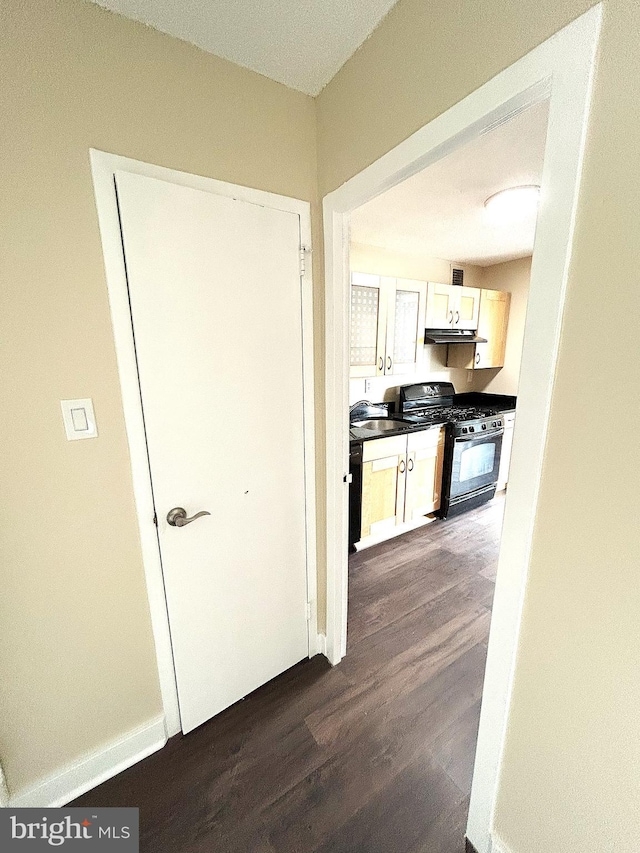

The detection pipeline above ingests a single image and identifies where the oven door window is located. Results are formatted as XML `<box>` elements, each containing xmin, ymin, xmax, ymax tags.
<box><xmin>450</xmin><ymin>434</ymin><xmax>502</xmax><ymax>498</ymax></box>
<box><xmin>459</xmin><ymin>443</ymin><xmax>496</xmax><ymax>482</ymax></box>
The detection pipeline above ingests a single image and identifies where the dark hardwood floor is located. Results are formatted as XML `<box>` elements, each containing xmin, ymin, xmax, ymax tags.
<box><xmin>73</xmin><ymin>495</ymin><xmax>504</xmax><ymax>852</ymax></box>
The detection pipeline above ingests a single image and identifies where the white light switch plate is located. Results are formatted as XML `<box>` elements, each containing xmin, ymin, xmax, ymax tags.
<box><xmin>61</xmin><ymin>398</ymin><xmax>98</xmax><ymax>440</ymax></box>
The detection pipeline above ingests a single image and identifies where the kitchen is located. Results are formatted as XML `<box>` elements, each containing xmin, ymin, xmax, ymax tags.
<box><xmin>343</xmin><ymin>101</ymin><xmax>546</xmax><ymax>799</ymax></box>
<box><xmin>348</xmin><ymin>271</ymin><xmax>520</xmax><ymax>550</ymax></box>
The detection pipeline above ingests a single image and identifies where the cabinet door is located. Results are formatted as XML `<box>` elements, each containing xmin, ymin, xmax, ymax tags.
<box><xmin>350</xmin><ymin>273</ymin><xmax>388</xmax><ymax>377</ymax></box>
<box><xmin>452</xmin><ymin>286</ymin><xmax>481</xmax><ymax>331</ymax></box>
<box><xmin>361</xmin><ymin>435</ymin><xmax>407</xmax><ymax>538</ymax></box>
<box><xmin>475</xmin><ymin>289</ymin><xmax>511</xmax><ymax>368</ymax></box>
<box><xmin>386</xmin><ymin>278</ymin><xmax>427</xmax><ymax>374</ymax></box>
<box><xmin>404</xmin><ymin>428</ymin><xmax>445</xmax><ymax>519</ymax></box>
<box><xmin>425</xmin><ymin>282</ymin><xmax>456</xmax><ymax>328</ymax></box>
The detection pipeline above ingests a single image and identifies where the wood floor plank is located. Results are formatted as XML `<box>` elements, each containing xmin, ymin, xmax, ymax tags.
<box><xmin>409</xmin><ymin>793</ymin><xmax>471</xmax><ymax>853</ymax></box>
<box><xmin>305</xmin><ymin>609</ymin><xmax>491</xmax><ymax>747</ymax></box>
<box><xmin>430</xmin><ymin>699</ymin><xmax>484</xmax><ymax>795</ymax></box>
<box><xmin>72</xmin><ymin>495</ymin><xmax>505</xmax><ymax>853</ymax></box>
<box><xmin>311</xmin><ymin>757</ymin><xmax>465</xmax><ymax>853</ymax></box>
<box><xmin>347</xmin><ymin>551</ymin><xmax>485</xmax><ymax>644</ymax></box>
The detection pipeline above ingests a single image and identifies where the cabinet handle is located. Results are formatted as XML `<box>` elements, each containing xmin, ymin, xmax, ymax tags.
<box><xmin>407</xmin><ymin>457</ymin><xmax>414</xmax><ymax>472</ymax></box>
<box><xmin>378</xmin><ymin>356</ymin><xmax>384</xmax><ymax>371</ymax></box>
<box><xmin>399</xmin><ymin>459</ymin><xmax>406</xmax><ymax>474</ymax></box>
<box><xmin>387</xmin><ymin>356</ymin><xmax>392</xmax><ymax>371</ymax></box>
<box><xmin>475</xmin><ymin>352</ymin><xmax>481</xmax><ymax>365</ymax></box>
<box><xmin>455</xmin><ymin>310</ymin><xmax>460</xmax><ymax>325</ymax></box>
<box><xmin>448</xmin><ymin>310</ymin><xmax>454</xmax><ymax>326</ymax></box>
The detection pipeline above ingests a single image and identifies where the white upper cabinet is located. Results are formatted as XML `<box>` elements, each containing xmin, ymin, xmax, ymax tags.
<box><xmin>425</xmin><ymin>282</ymin><xmax>480</xmax><ymax>331</ymax></box>
<box><xmin>386</xmin><ymin>278</ymin><xmax>427</xmax><ymax>374</ymax></box>
<box><xmin>350</xmin><ymin>273</ymin><xmax>426</xmax><ymax>377</ymax></box>
<box><xmin>350</xmin><ymin>272</ymin><xmax>389</xmax><ymax>377</ymax></box>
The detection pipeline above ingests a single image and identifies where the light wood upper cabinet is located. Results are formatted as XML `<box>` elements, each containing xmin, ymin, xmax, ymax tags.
<box><xmin>476</xmin><ymin>289</ymin><xmax>511</xmax><ymax>368</ymax></box>
<box><xmin>425</xmin><ymin>281</ymin><xmax>457</xmax><ymax>327</ymax></box>
<box><xmin>425</xmin><ymin>282</ymin><xmax>480</xmax><ymax>331</ymax></box>
<box><xmin>456</xmin><ymin>287</ymin><xmax>481</xmax><ymax>331</ymax></box>
<box><xmin>350</xmin><ymin>273</ymin><xmax>426</xmax><ymax>377</ymax></box>
<box><xmin>360</xmin><ymin>428</ymin><xmax>445</xmax><ymax>540</ymax></box>
<box><xmin>447</xmin><ymin>288</ymin><xmax>511</xmax><ymax>370</ymax></box>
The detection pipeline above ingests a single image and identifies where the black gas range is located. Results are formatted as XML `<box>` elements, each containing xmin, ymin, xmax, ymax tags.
<box><xmin>399</xmin><ymin>382</ymin><xmax>504</xmax><ymax>517</ymax></box>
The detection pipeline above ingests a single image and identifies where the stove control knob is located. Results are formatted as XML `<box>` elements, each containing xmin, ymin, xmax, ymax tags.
<box><xmin>469</xmin><ymin>426</ymin><xmax>474</xmax><ymax>432</ymax></box>
<box><xmin>462</xmin><ymin>427</ymin><xmax>467</xmax><ymax>434</ymax></box>
<box><xmin>492</xmin><ymin>421</ymin><xmax>497</xmax><ymax>427</ymax></box>
<box><xmin>482</xmin><ymin>423</ymin><xmax>487</xmax><ymax>430</ymax></box>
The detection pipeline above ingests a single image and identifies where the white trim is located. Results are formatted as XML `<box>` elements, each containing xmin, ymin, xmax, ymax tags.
<box><xmin>356</xmin><ymin>513</ymin><xmax>436</xmax><ymax>551</ymax></box>
<box><xmin>322</xmin><ymin>7</ymin><xmax>601</xmax><ymax>852</ymax></box>
<box><xmin>316</xmin><ymin>632</ymin><xmax>327</xmax><ymax>658</ymax></box>
<box><xmin>8</xmin><ymin>716</ymin><xmax>166</xmax><ymax>808</ymax></box>
<box><xmin>90</xmin><ymin>151</ymin><xmax>318</xmax><ymax>737</ymax></box>
<box><xmin>0</xmin><ymin>762</ymin><xmax>10</xmax><ymax>807</ymax></box>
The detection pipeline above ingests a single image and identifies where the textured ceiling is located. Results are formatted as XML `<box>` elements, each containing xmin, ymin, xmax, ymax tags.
<box><xmin>350</xmin><ymin>100</ymin><xmax>551</xmax><ymax>267</ymax></box>
<box><xmin>89</xmin><ymin>0</ymin><xmax>400</xmax><ymax>95</ymax></box>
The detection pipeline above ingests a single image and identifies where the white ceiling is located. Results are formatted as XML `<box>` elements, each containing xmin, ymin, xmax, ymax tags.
<box><xmin>90</xmin><ymin>0</ymin><xmax>400</xmax><ymax>95</ymax></box>
<box><xmin>350</xmin><ymin>100</ymin><xmax>550</xmax><ymax>267</ymax></box>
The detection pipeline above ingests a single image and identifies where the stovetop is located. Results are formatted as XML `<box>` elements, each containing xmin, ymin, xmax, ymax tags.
<box><xmin>403</xmin><ymin>405</ymin><xmax>497</xmax><ymax>425</ymax></box>
<box><xmin>399</xmin><ymin>382</ymin><xmax>504</xmax><ymax>434</ymax></box>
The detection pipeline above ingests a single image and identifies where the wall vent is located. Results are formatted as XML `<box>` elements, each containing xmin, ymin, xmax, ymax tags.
<box><xmin>451</xmin><ymin>266</ymin><xmax>464</xmax><ymax>287</ymax></box>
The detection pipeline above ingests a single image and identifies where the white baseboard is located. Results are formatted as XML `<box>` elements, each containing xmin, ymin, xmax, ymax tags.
<box><xmin>9</xmin><ymin>715</ymin><xmax>167</xmax><ymax>808</ymax></box>
<box><xmin>316</xmin><ymin>633</ymin><xmax>327</xmax><ymax>658</ymax></box>
<box><xmin>0</xmin><ymin>762</ymin><xmax>9</xmax><ymax>807</ymax></box>
<box><xmin>356</xmin><ymin>513</ymin><xmax>437</xmax><ymax>551</ymax></box>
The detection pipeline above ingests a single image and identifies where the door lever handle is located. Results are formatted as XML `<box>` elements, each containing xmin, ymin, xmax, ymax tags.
<box><xmin>167</xmin><ymin>507</ymin><xmax>211</xmax><ymax>527</ymax></box>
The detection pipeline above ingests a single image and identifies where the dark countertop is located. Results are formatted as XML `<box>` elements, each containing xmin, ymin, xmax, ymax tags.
<box><xmin>349</xmin><ymin>419</ymin><xmax>445</xmax><ymax>444</ymax></box>
<box><xmin>349</xmin><ymin>391</ymin><xmax>516</xmax><ymax>444</ymax></box>
<box><xmin>453</xmin><ymin>391</ymin><xmax>517</xmax><ymax>414</ymax></box>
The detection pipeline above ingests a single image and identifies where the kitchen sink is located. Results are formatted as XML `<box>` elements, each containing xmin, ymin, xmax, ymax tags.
<box><xmin>351</xmin><ymin>418</ymin><xmax>412</xmax><ymax>432</ymax></box>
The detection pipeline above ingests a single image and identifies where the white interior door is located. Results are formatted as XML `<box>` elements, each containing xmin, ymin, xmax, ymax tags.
<box><xmin>114</xmin><ymin>171</ymin><xmax>310</xmax><ymax>734</ymax></box>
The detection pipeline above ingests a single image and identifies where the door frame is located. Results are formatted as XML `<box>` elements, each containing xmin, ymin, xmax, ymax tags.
<box><xmin>322</xmin><ymin>7</ymin><xmax>601</xmax><ymax>853</ymax></box>
<box><xmin>90</xmin><ymin>150</ymin><xmax>317</xmax><ymax>737</ymax></box>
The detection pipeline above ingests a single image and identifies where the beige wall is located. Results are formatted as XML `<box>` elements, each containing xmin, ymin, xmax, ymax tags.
<box><xmin>349</xmin><ymin>242</ymin><xmax>483</xmax><ymax>405</ymax></box>
<box><xmin>4</xmin><ymin>0</ymin><xmax>640</xmax><ymax>843</ymax></box>
<box><xmin>0</xmin><ymin>0</ymin><xmax>317</xmax><ymax>797</ymax></box>
<box><xmin>319</xmin><ymin>0</ymin><xmax>640</xmax><ymax>851</ymax></box>
<box><xmin>475</xmin><ymin>256</ymin><xmax>532</xmax><ymax>397</ymax></box>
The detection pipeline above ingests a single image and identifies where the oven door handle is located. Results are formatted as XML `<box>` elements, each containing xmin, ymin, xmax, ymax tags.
<box><xmin>455</xmin><ymin>428</ymin><xmax>504</xmax><ymax>442</ymax></box>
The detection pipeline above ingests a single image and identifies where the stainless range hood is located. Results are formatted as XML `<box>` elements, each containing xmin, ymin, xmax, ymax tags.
<box><xmin>424</xmin><ymin>328</ymin><xmax>488</xmax><ymax>344</ymax></box>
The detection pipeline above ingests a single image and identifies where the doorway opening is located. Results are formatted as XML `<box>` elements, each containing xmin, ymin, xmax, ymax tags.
<box><xmin>344</xmin><ymin>95</ymin><xmax>547</xmax><ymax>847</ymax></box>
<box><xmin>322</xmin><ymin>8</ymin><xmax>601</xmax><ymax>852</ymax></box>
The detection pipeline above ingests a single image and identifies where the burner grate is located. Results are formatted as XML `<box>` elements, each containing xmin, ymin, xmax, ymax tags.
<box><xmin>410</xmin><ymin>405</ymin><xmax>498</xmax><ymax>423</ymax></box>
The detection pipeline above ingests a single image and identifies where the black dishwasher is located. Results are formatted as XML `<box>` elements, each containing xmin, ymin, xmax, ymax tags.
<box><xmin>349</xmin><ymin>442</ymin><xmax>363</xmax><ymax>552</ymax></box>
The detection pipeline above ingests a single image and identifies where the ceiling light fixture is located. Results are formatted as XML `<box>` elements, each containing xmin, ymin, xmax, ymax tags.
<box><xmin>484</xmin><ymin>185</ymin><xmax>541</xmax><ymax>221</ymax></box>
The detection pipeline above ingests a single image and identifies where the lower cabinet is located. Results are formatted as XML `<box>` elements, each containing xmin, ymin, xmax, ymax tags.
<box><xmin>404</xmin><ymin>428</ymin><xmax>446</xmax><ymax>520</ymax></box>
<box><xmin>360</xmin><ymin>427</ymin><xmax>445</xmax><ymax>542</ymax></box>
<box><xmin>496</xmin><ymin>411</ymin><xmax>515</xmax><ymax>490</ymax></box>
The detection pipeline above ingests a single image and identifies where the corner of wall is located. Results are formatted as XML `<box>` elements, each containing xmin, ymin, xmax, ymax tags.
<box><xmin>8</xmin><ymin>715</ymin><xmax>167</xmax><ymax>808</ymax></box>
